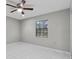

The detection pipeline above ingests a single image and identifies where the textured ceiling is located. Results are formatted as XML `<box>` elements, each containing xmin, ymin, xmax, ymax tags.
<box><xmin>6</xmin><ymin>0</ymin><xmax>71</xmax><ymax>20</ymax></box>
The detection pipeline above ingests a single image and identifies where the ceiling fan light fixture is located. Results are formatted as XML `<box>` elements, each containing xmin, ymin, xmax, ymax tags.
<box><xmin>6</xmin><ymin>0</ymin><xmax>34</xmax><ymax>15</ymax></box>
<box><xmin>22</xmin><ymin>14</ymin><xmax>24</xmax><ymax>16</ymax></box>
<box><xmin>17</xmin><ymin>8</ymin><xmax>23</xmax><ymax>12</ymax></box>
<box><xmin>20</xmin><ymin>3</ymin><xmax>23</xmax><ymax>7</ymax></box>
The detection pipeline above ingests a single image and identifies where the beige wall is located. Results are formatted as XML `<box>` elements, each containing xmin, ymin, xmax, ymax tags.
<box><xmin>21</xmin><ymin>9</ymin><xmax>70</xmax><ymax>52</ymax></box>
<box><xmin>6</xmin><ymin>9</ymin><xmax>71</xmax><ymax>52</ymax></box>
<box><xmin>6</xmin><ymin>17</ymin><xmax>20</xmax><ymax>43</ymax></box>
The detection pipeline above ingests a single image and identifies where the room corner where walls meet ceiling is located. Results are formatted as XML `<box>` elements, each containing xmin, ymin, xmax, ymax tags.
<box><xmin>6</xmin><ymin>0</ymin><xmax>71</xmax><ymax>20</ymax></box>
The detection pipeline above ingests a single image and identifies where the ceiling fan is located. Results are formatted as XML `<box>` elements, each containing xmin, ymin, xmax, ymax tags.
<box><xmin>6</xmin><ymin>0</ymin><xmax>34</xmax><ymax>16</ymax></box>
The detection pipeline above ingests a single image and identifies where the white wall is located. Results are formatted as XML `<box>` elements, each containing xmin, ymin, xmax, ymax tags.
<box><xmin>21</xmin><ymin>9</ymin><xmax>70</xmax><ymax>52</ymax></box>
<box><xmin>70</xmin><ymin>7</ymin><xmax>72</xmax><ymax>53</ymax></box>
<box><xmin>6</xmin><ymin>17</ymin><xmax>20</xmax><ymax>43</ymax></box>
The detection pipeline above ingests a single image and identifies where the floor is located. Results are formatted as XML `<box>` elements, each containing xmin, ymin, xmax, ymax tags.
<box><xmin>6</xmin><ymin>42</ymin><xmax>71</xmax><ymax>59</ymax></box>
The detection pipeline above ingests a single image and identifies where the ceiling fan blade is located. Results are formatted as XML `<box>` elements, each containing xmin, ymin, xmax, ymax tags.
<box><xmin>21</xmin><ymin>11</ymin><xmax>24</xmax><ymax>14</ymax></box>
<box><xmin>23</xmin><ymin>8</ymin><xmax>33</xmax><ymax>10</ymax></box>
<box><xmin>10</xmin><ymin>9</ymin><xmax>17</xmax><ymax>13</ymax></box>
<box><xmin>6</xmin><ymin>4</ymin><xmax>17</xmax><ymax>8</ymax></box>
<box><xmin>22</xmin><ymin>0</ymin><xmax>26</xmax><ymax>5</ymax></box>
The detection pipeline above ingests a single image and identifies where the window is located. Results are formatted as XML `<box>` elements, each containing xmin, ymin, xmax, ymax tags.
<box><xmin>36</xmin><ymin>20</ymin><xmax>48</xmax><ymax>38</ymax></box>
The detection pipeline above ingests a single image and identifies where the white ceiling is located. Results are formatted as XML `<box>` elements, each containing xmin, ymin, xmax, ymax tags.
<box><xmin>6</xmin><ymin>0</ymin><xmax>71</xmax><ymax>20</ymax></box>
